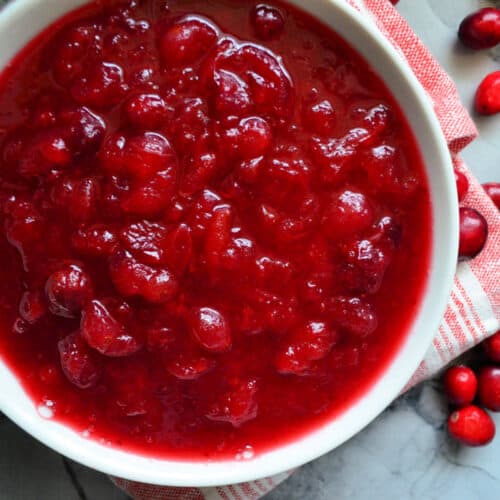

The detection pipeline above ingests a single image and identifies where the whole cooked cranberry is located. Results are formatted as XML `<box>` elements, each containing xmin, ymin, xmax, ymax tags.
<box><xmin>109</xmin><ymin>249</ymin><xmax>178</xmax><ymax>303</ymax></box>
<box><xmin>459</xmin><ymin>207</ymin><xmax>488</xmax><ymax>258</ymax></box>
<box><xmin>448</xmin><ymin>405</ymin><xmax>495</xmax><ymax>446</ymax></box>
<box><xmin>57</xmin><ymin>332</ymin><xmax>101</xmax><ymax>389</ymax></box>
<box><xmin>302</xmin><ymin>99</ymin><xmax>335</xmax><ymax>135</ymax></box>
<box><xmin>45</xmin><ymin>264</ymin><xmax>93</xmax><ymax>318</ymax></box>
<box><xmin>330</xmin><ymin>296</ymin><xmax>378</xmax><ymax>337</ymax></box>
<box><xmin>121</xmin><ymin>169</ymin><xmax>177</xmax><ymax>216</ymax></box>
<box><xmin>458</xmin><ymin>8</ymin><xmax>500</xmax><ymax>50</ymax></box>
<box><xmin>212</xmin><ymin>69</ymin><xmax>252</xmax><ymax>117</ymax></box>
<box><xmin>160</xmin><ymin>17</ymin><xmax>218</xmax><ymax>67</ymax></box>
<box><xmin>475</xmin><ymin>71</ymin><xmax>500</xmax><ymax>115</ymax></box>
<box><xmin>339</xmin><ymin>239</ymin><xmax>391</xmax><ymax>295</ymax></box>
<box><xmin>100</xmin><ymin>131</ymin><xmax>176</xmax><ymax>180</ymax></box>
<box><xmin>71</xmin><ymin>62</ymin><xmax>126</xmax><ymax>109</ymax></box>
<box><xmin>58</xmin><ymin>331</ymin><xmax>101</xmax><ymax>389</ymax></box>
<box><xmin>71</xmin><ymin>225</ymin><xmax>118</xmax><ymax>257</ymax></box>
<box><xmin>19</xmin><ymin>290</ymin><xmax>46</xmax><ymax>324</ymax></box>
<box><xmin>81</xmin><ymin>299</ymin><xmax>142</xmax><ymax>357</ymax></box>
<box><xmin>275</xmin><ymin>321</ymin><xmax>337</xmax><ymax>375</ymax></box>
<box><xmin>250</xmin><ymin>4</ymin><xmax>285</xmax><ymax>40</ymax></box>
<box><xmin>482</xmin><ymin>182</ymin><xmax>500</xmax><ymax>209</ymax></box>
<box><xmin>59</xmin><ymin>106</ymin><xmax>106</xmax><ymax>152</ymax></box>
<box><xmin>442</xmin><ymin>365</ymin><xmax>477</xmax><ymax>407</ymax></box>
<box><xmin>124</xmin><ymin>93</ymin><xmax>168</xmax><ymax>129</ymax></box>
<box><xmin>478</xmin><ymin>367</ymin><xmax>500</xmax><ymax>412</ymax></box>
<box><xmin>206</xmin><ymin>379</ymin><xmax>258</xmax><ymax>427</ymax></box>
<box><xmin>236</xmin><ymin>117</ymin><xmax>273</xmax><ymax>159</ymax></box>
<box><xmin>323</xmin><ymin>190</ymin><xmax>374</xmax><ymax>239</ymax></box>
<box><xmin>483</xmin><ymin>331</ymin><xmax>500</xmax><ymax>362</ymax></box>
<box><xmin>189</xmin><ymin>306</ymin><xmax>232</xmax><ymax>353</ymax></box>
<box><xmin>454</xmin><ymin>168</ymin><xmax>469</xmax><ymax>202</ymax></box>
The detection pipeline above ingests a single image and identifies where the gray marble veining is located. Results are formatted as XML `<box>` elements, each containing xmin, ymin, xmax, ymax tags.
<box><xmin>0</xmin><ymin>0</ymin><xmax>499</xmax><ymax>499</ymax></box>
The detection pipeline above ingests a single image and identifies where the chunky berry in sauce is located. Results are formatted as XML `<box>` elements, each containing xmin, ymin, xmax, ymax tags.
<box><xmin>0</xmin><ymin>0</ymin><xmax>431</xmax><ymax>460</ymax></box>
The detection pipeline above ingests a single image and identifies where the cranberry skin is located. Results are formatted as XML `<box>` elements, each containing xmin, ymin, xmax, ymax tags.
<box><xmin>189</xmin><ymin>306</ymin><xmax>232</xmax><ymax>353</ymax></box>
<box><xmin>458</xmin><ymin>8</ymin><xmax>500</xmax><ymax>50</ymax></box>
<box><xmin>19</xmin><ymin>290</ymin><xmax>46</xmax><ymax>324</ymax></box>
<box><xmin>166</xmin><ymin>352</ymin><xmax>215</xmax><ymax>380</ymax></box>
<box><xmin>483</xmin><ymin>331</ymin><xmax>500</xmax><ymax>362</ymax></box>
<box><xmin>482</xmin><ymin>182</ymin><xmax>500</xmax><ymax>209</ymax></box>
<box><xmin>448</xmin><ymin>405</ymin><xmax>495</xmax><ymax>446</ymax></box>
<box><xmin>443</xmin><ymin>365</ymin><xmax>477</xmax><ymax>407</ymax></box>
<box><xmin>323</xmin><ymin>190</ymin><xmax>374</xmax><ymax>239</ymax></box>
<box><xmin>478</xmin><ymin>367</ymin><xmax>500</xmax><ymax>412</ymax></box>
<box><xmin>124</xmin><ymin>93</ymin><xmax>168</xmax><ymax>129</ymax></box>
<box><xmin>160</xmin><ymin>17</ymin><xmax>218</xmax><ymax>67</ymax></box>
<box><xmin>81</xmin><ymin>299</ymin><xmax>142</xmax><ymax>357</ymax></box>
<box><xmin>45</xmin><ymin>265</ymin><xmax>93</xmax><ymax>318</ymax></box>
<box><xmin>58</xmin><ymin>331</ymin><xmax>101</xmax><ymax>389</ymax></box>
<box><xmin>250</xmin><ymin>4</ymin><xmax>285</xmax><ymax>40</ymax></box>
<box><xmin>475</xmin><ymin>71</ymin><xmax>500</xmax><ymax>115</ymax></box>
<box><xmin>454</xmin><ymin>169</ymin><xmax>469</xmax><ymax>202</ymax></box>
<box><xmin>459</xmin><ymin>207</ymin><xmax>488</xmax><ymax>258</ymax></box>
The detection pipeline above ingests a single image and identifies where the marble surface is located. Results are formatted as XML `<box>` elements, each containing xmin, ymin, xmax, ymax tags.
<box><xmin>0</xmin><ymin>0</ymin><xmax>499</xmax><ymax>499</ymax></box>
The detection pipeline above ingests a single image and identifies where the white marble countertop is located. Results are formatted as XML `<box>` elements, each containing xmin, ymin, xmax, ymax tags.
<box><xmin>0</xmin><ymin>0</ymin><xmax>499</xmax><ymax>499</ymax></box>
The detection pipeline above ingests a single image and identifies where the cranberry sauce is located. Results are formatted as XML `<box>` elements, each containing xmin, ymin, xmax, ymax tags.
<box><xmin>0</xmin><ymin>0</ymin><xmax>431</xmax><ymax>460</ymax></box>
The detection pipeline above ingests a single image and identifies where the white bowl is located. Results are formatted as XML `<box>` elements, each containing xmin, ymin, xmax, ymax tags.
<box><xmin>0</xmin><ymin>0</ymin><xmax>457</xmax><ymax>487</ymax></box>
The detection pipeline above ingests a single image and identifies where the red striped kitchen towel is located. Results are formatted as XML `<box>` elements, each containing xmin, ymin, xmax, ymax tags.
<box><xmin>113</xmin><ymin>0</ymin><xmax>500</xmax><ymax>498</ymax></box>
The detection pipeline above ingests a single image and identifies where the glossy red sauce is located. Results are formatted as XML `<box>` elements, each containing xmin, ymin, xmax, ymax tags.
<box><xmin>0</xmin><ymin>0</ymin><xmax>431</xmax><ymax>460</ymax></box>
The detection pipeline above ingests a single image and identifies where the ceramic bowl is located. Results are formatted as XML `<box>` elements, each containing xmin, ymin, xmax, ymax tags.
<box><xmin>0</xmin><ymin>0</ymin><xmax>457</xmax><ymax>487</ymax></box>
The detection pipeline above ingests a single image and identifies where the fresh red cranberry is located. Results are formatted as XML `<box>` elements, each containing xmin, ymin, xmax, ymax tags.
<box><xmin>159</xmin><ymin>17</ymin><xmax>218</xmax><ymax>67</ymax></box>
<box><xmin>58</xmin><ymin>331</ymin><xmax>101</xmax><ymax>389</ymax></box>
<box><xmin>19</xmin><ymin>290</ymin><xmax>46</xmax><ymax>324</ymax></box>
<box><xmin>166</xmin><ymin>351</ymin><xmax>215</xmax><ymax>380</ymax></box>
<box><xmin>459</xmin><ymin>8</ymin><xmax>500</xmax><ymax>50</ymax></box>
<box><xmin>302</xmin><ymin>99</ymin><xmax>335</xmax><ymax>135</ymax></box>
<box><xmin>478</xmin><ymin>367</ymin><xmax>500</xmax><ymax>412</ymax></box>
<box><xmin>45</xmin><ymin>264</ymin><xmax>93</xmax><ymax>318</ymax></box>
<box><xmin>81</xmin><ymin>299</ymin><xmax>143</xmax><ymax>357</ymax></box>
<box><xmin>109</xmin><ymin>249</ymin><xmax>178</xmax><ymax>304</ymax></box>
<box><xmin>71</xmin><ymin>62</ymin><xmax>126</xmax><ymax>109</ymax></box>
<box><xmin>482</xmin><ymin>182</ymin><xmax>500</xmax><ymax>209</ymax></box>
<box><xmin>189</xmin><ymin>306</ymin><xmax>232</xmax><ymax>353</ymax></box>
<box><xmin>448</xmin><ymin>405</ymin><xmax>495</xmax><ymax>446</ymax></box>
<box><xmin>71</xmin><ymin>225</ymin><xmax>118</xmax><ymax>257</ymax></box>
<box><xmin>124</xmin><ymin>93</ymin><xmax>168</xmax><ymax>129</ymax></box>
<box><xmin>330</xmin><ymin>296</ymin><xmax>378</xmax><ymax>338</ymax></box>
<box><xmin>483</xmin><ymin>331</ymin><xmax>500</xmax><ymax>362</ymax></box>
<box><xmin>475</xmin><ymin>71</ymin><xmax>500</xmax><ymax>115</ymax></box>
<box><xmin>459</xmin><ymin>207</ymin><xmax>488</xmax><ymax>258</ymax></box>
<box><xmin>206</xmin><ymin>379</ymin><xmax>258</xmax><ymax>427</ymax></box>
<box><xmin>454</xmin><ymin>168</ymin><xmax>469</xmax><ymax>202</ymax></box>
<box><xmin>275</xmin><ymin>321</ymin><xmax>337</xmax><ymax>375</ymax></box>
<box><xmin>443</xmin><ymin>365</ymin><xmax>477</xmax><ymax>407</ymax></box>
<box><xmin>250</xmin><ymin>4</ymin><xmax>285</xmax><ymax>40</ymax></box>
<box><xmin>323</xmin><ymin>190</ymin><xmax>374</xmax><ymax>239</ymax></box>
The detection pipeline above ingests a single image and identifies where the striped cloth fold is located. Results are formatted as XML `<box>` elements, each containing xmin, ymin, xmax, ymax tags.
<box><xmin>113</xmin><ymin>0</ymin><xmax>500</xmax><ymax>498</ymax></box>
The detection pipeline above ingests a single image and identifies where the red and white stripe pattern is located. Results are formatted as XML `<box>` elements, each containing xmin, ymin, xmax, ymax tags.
<box><xmin>113</xmin><ymin>0</ymin><xmax>500</xmax><ymax>498</ymax></box>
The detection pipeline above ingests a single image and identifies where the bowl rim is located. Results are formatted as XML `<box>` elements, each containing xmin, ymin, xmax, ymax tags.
<box><xmin>0</xmin><ymin>0</ymin><xmax>458</xmax><ymax>487</ymax></box>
